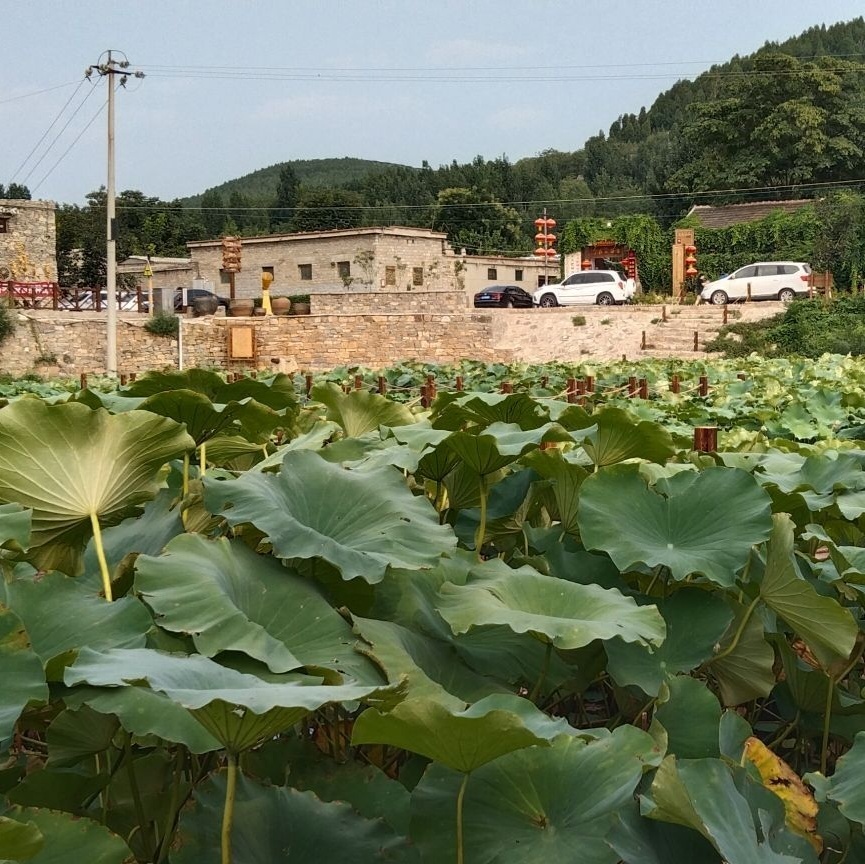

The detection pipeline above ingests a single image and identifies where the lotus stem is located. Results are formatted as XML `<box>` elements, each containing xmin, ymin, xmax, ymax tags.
<box><xmin>475</xmin><ymin>477</ymin><xmax>488</xmax><ymax>561</ymax></box>
<box><xmin>529</xmin><ymin>641</ymin><xmax>553</xmax><ymax>704</ymax></box>
<box><xmin>89</xmin><ymin>510</ymin><xmax>112</xmax><ymax>602</ymax></box>
<box><xmin>221</xmin><ymin>750</ymin><xmax>238</xmax><ymax>864</ymax></box>
<box><xmin>712</xmin><ymin>594</ymin><xmax>760</xmax><ymax>662</ymax></box>
<box><xmin>821</xmin><ymin>678</ymin><xmax>835</xmax><ymax>775</ymax></box>
<box><xmin>124</xmin><ymin>732</ymin><xmax>151</xmax><ymax>859</ymax></box>
<box><xmin>456</xmin><ymin>772</ymin><xmax>470</xmax><ymax>864</ymax></box>
<box><xmin>182</xmin><ymin>452</ymin><xmax>190</xmax><ymax>498</ymax></box>
<box><xmin>156</xmin><ymin>749</ymin><xmax>184</xmax><ymax>863</ymax></box>
<box><xmin>199</xmin><ymin>441</ymin><xmax>207</xmax><ymax>479</ymax></box>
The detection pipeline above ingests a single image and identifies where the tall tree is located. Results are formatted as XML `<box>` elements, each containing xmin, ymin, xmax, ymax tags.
<box><xmin>271</xmin><ymin>165</ymin><xmax>300</xmax><ymax>231</ymax></box>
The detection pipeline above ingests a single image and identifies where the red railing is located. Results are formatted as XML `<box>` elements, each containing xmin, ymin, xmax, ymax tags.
<box><xmin>1</xmin><ymin>282</ymin><xmax>146</xmax><ymax>312</ymax></box>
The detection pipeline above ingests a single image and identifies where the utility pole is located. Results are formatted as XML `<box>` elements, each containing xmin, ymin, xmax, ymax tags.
<box><xmin>86</xmin><ymin>51</ymin><xmax>144</xmax><ymax>374</ymax></box>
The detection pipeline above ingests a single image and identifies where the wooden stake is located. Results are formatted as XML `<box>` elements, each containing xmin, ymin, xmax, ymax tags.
<box><xmin>628</xmin><ymin>376</ymin><xmax>638</xmax><ymax>398</ymax></box>
<box><xmin>455</xmin><ymin>376</ymin><xmax>464</xmax><ymax>392</ymax></box>
<box><xmin>693</xmin><ymin>330</ymin><xmax>699</xmax><ymax>351</ymax></box>
<box><xmin>420</xmin><ymin>384</ymin><xmax>429</xmax><ymax>408</ymax></box>
<box><xmin>378</xmin><ymin>375</ymin><xmax>387</xmax><ymax>394</ymax></box>
<box><xmin>671</xmin><ymin>374</ymin><xmax>680</xmax><ymax>394</ymax></box>
<box><xmin>585</xmin><ymin>375</ymin><xmax>595</xmax><ymax>392</ymax></box>
<box><xmin>80</xmin><ymin>373</ymin><xmax>88</xmax><ymax>390</ymax></box>
<box><xmin>354</xmin><ymin>374</ymin><xmax>363</xmax><ymax>390</ymax></box>
<box><xmin>641</xmin><ymin>330</ymin><xmax>647</xmax><ymax>350</ymax></box>
<box><xmin>722</xmin><ymin>305</ymin><xmax>728</xmax><ymax>325</ymax></box>
<box><xmin>119</xmin><ymin>373</ymin><xmax>128</xmax><ymax>386</ymax></box>
<box><xmin>639</xmin><ymin>378</ymin><xmax>648</xmax><ymax>400</ymax></box>
<box><xmin>501</xmin><ymin>381</ymin><xmax>513</xmax><ymax>394</ymax></box>
<box><xmin>699</xmin><ymin>375</ymin><xmax>709</xmax><ymax>397</ymax></box>
<box><xmin>540</xmin><ymin>375</ymin><xmax>549</xmax><ymax>389</ymax></box>
<box><xmin>305</xmin><ymin>374</ymin><xmax>313</xmax><ymax>396</ymax></box>
<box><xmin>576</xmin><ymin>378</ymin><xmax>586</xmax><ymax>406</ymax></box>
<box><xmin>693</xmin><ymin>426</ymin><xmax>718</xmax><ymax>452</ymax></box>
<box><xmin>662</xmin><ymin>305</ymin><xmax>667</xmax><ymax>322</ymax></box>
<box><xmin>566</xmin><ymin>377</ymin><xmax>577</xmax><ymax>404</ymax></box>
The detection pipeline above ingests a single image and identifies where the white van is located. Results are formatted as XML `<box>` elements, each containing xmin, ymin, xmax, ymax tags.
<box><xmin>700</xmin><ymin>262</ymin><xmax>811</xmax><ymax>305</ymax></box>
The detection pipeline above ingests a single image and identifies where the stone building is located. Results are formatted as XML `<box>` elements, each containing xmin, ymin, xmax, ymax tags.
<box><xmin>0</xmin><ymin>199</ymin><xmax>57</xmax><ymax>282</ymax></box>
<box><xmin>457</xmin><ymin>253</ymin><xmax>559</xmax><ymax>296</ymax></box>
<box><xmin>187</xmin><ymin>226</ymin><xmax>462</xmax><ymax>299</ymax></box>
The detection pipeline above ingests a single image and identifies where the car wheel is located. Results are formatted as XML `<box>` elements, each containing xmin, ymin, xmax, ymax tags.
<box><xmin>710</xmin><ymin>290</ymin><xmax>729</xmax><ymax>306</ymax></box>
<box><xmin>596</xmin><ymin>292</ymin><xmax>614</xmax><ymax>306</ymax></box>
<box><xmin>539</xmin><ymin>294</ymin><xmax>558</xmax><ymax>308</ymax></box>
<box><xmin>778</xmin><ymin>288</ymin><xmax>795</xmax><ymax>302</ymax></box>
<box><xmin>505</xmin><ymin>299</ymin><xmax>514</xmax><ymax>308</ymax></box>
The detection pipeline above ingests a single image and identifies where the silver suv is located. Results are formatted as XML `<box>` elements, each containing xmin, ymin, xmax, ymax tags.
<box><xmin>700</xmin><ymin>262</ymin><xmax>811</xmax><ymax>305</ymax></box>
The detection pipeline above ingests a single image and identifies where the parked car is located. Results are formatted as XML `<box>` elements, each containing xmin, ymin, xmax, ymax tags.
<box><xmin>174</xmin><ymin>288</ymin><xmax>230</xmax><ymax>311</ymax></box>
<box><xmin>473</xmin><ymin>285</ymin><xmax>534</xmax><ymax>308</ymax></box>
<box><xmin>533</xmin><ymin>270</ymin><xmax>635</xmax><ymax>307</ymax></box>
<box><xmin>700</xmin><ymin>262</ymin><xmax>812</xmax><ymax>305</ymax></box>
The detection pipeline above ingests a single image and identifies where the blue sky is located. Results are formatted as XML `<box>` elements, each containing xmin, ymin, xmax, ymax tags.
<box><xmin>2</xmin><ymin>0</ymin><xmax>863</xmax><ymax>204</ymax></box>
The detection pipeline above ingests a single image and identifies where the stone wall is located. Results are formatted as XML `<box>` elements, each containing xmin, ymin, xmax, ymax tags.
<box><xmin>312</xmin><ymin>291</ymin><xmax>469</xmax><ymax>315</ymax></box>
<box><xmin>0</xmin><ymin>200</ymin><xmax>57</xmax><ymax>282</ymax></box>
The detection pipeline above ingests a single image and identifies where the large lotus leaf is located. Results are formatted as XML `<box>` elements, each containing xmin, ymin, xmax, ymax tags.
<box><xmin>522</xmin><ymin>450</ymin><xmax>589</xmax><ymax>536</ymax></box>
<box><xmin>806</xmin><ymin>731</ymin><xmax>865</xmax><ymax>826</ymax></box>
<box><xmin>212</xmin><ymin>372</ymin><xmax>298</xmax><ymax>412</ymax></box>
<box><xmin>311</xmin><ymin>382</ymin><xmax>415</xmax><ymax>437</ymax></box>
<box><xmin>43</xmin><ymin>706</ymin><xmax>118</xmax><ymax>768</ymax></box>
<box><xmin>758</xmin><ymin>452</ymin><xmax>865</xmax><ymax>496</ymax></box>
<box><xmin>251</xmin><ymin>421</ymin><xmax>341</xmax><ymax>472</ymax></box>
<box><xmin>760</xmin><ymin>513</ymin><xmax>857</xmax><ymax>661</ymax></box>
<box><xmin>383</xmin><ymin>422</ymin><xmax>460</xmax><ymax>482</ymax></box>
<box><xmin>606</xmin><ymin>590</ymin><xmax>734</xmax><ymax>696</ymax></box>
<box><xmin>352</xmin><ymin>614</ymin><xmax>506</xmax><ymax>710</ymax></box>
<box><xmin>644</xmin><ymin>757</ymin><xmax>816</xmax><ymax>864</ymax></box>
<box><xmin>578</xmin><ymin>466</ymin><xmax>773</xmax><ymax>587</ymax></box>
<box><xmin>566</xmin><ymin>406</ymin><xmax>676</xmax><ymax>468</ymax></box>
<box><xmin>139</xmin><ymin>389</ymin><xmax>280</xmax><ymax>445</ymax></box>
<box><xmin>135</xmin><ymin>535</ymin><xmax>379</xmax><ymax>682</ymax></box>
<box><xmin>65</xmin><ymin>647</ymin><xmax>401</xmax><ymax>752</ymax></box>
<box><xmin>317</xmin><ymin>436</ymin><xmax>420</xmax><ymax>473</ymax></box>
<box><xmin>0</xmin><ymin>808</ymin><xmax>131</xmax><ymax>864</ymax></box>
<box><xmin>0</xmin><ymin>400</ymin><xmax>194</xmax><ymax>573</ymax></box>
<box><xmin>5</xmin><ymin>571</ymin><xmax>151</xmax><ymax>667</ymax></box>
<box><xmin>706</xmin><ymin>601</ymin><xmax>776</xmax><ymax>706</ymax></box>
<box><xmin>63</xmin><ymin>685</ymin><xmax>220</xmax><ymax>753</ymax></box>
<box><xmin>122</xmin><ymin>367</ymin><xmax>228</xmax><ymax>397</ymax></box>
<box><xmin>431</xmin><ymin>391</ymin><xmax>552</xmax><ymax>431</ymax></box>
<box><xmin>0</xmin><ymin>814</ymin><xmax>43</xmax><ymax>860</ymax></box>
<box><xmin>653</xmin><ymin>677</ymin><xmax>721</xmax><ymax>760</ymax></box>
<box><xmin>0</xmin><ymin>605</ymin><xmax>48</xmax><ymax>752</ymax></box>
<box><xmin>204</xmin><ymin>450</ymin><xmax>456</xmax><ymax>583</ymax></box>
<box><xmin>608</xmin><ymin>802</ymin><xmax>722</xmax><ymax>864</ymax></box>
<box><xmin>410</xmin><ymin>727</ymin><xmax>661</xmax><ymax>864</ymax></box>
<box><xmin>352</xmin><ymin>693</ymin><xmax>574</xmax><ymax>773</ymax></box>
<box><xmin>0</xmin><ymin>504</ymin><xmax>30</xmax><ymax>552</ymax></box>
<box><xmin>435</xmin><ymin>562</ymin><xmax>665</xmax><ymax>651</ymax></box>
<box><xmin>443</xmin><ymin>422</ymin><xmax>571</xmax><ymax>477</ymax></box>
<box><xmin>174</xmin><ymin>772</ymin><xmax>417</xmax><ymax>864</ymax></box>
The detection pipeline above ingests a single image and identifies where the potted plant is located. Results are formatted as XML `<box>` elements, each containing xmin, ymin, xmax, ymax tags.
<box><xmin>289</xmin><ymin>294</ymin><xmax>311</xmax><ymax>315</ymax></box>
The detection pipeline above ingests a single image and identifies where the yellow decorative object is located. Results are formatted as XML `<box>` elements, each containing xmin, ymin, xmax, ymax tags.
<box><xmin>260</xmin><ymin>271</ymin><xmax>273</xmax><ymax>316</ymax></box>
<box><xmin>742</xmin><ymin>736</ymin><xmax>822</xmax><ymax>853</ymax></box>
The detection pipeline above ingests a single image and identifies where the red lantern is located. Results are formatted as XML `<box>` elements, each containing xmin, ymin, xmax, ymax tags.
<box><xmin>545</xmin><ymin>233</ymin><xmax>557</xmax><ymax>245</ymax></box>
<box><xmin>545</xmin><ymin>218</ymin><xmax>557</xmax><ymax>229</ymax></box>
<box><xmin>534</xmin><ymin>247</ymin><xmax>548</xmax><ymax>257</ymax></box>
<box><xmin>685</xmin><ymin>244</ymin><xmax>697</xmax><ymax>254</ymax></box>
<box><xmin>534</xmin><ymin>232</ymin><xmax>547</xmax><ymax>243</ymax></box>
<box><xmin>581</xmin><ymin>259</ymin><xmax>591</xmax><ymax>270</ymax></box>
<box><xmin>545</xmin><ymin>248</ymin><xmax>557</xmax><ymax>257</ymax></box>
<box><xmin>686</xmin><ymin>265</ymin><xmax>698</xmax><ymax>276</ymax></box>
<box><xmin>534</xmin><ymin>217</ymin><xmax>547</xmax><ymax>228</ymax></box>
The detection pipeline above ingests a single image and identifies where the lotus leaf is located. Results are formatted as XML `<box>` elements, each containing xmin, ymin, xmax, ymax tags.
<box><xmin>311</xmin><ymin>382</ymin><xmax>415</xmax><ymax>437</ymax></box>
<box><xmin>566</xmin><ymin>406</ymin><xmax>676</xmax><ymax>467</ymax></box>
<box><xmin>0</xmin><ymin>504</ymin><xmax>30</xmax><ymax>552</ymax></box>
<box><xmin>578</xmin><ymin>465</ymin><xmax>773</xmax><ymax>586</ymax></box>
<box><xmin>204</xmin><ymin>450</ymin><xmax>456</xmax><ymax>583</ymax></box>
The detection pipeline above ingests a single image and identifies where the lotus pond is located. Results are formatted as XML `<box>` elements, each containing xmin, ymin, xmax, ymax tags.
<box><xmin>2</xmin><ymin>357</ymin><xmax>865</xmax><ymax>863</ymax></box>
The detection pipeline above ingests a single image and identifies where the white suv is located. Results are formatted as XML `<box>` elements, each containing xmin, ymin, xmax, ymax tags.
<box><xmin>700</xmin><ymin>262</ymin><xmax>811</xmax><ymax>305</ymax></box>
<box><xmin>533</xmin><ymin>270</ymin><xmax>635</xmax><ymax>307</ymax></box>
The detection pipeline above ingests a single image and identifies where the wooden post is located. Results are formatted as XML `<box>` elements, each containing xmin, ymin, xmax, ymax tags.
<box><xmin>737</xmin><ymin>372</ymin><xmax>746</xmax><ymax>380</ymax></box>
<box><xmin>427</xmin><ymin>375</ymin><xmax>437</xmax><ymax>402</ymax></box>
<box><xmin>693</xmin><ymin>426</ymin><xmax>718</xmax><ymax>453</ymax></box>
<box><xmin>420</xmin><ymin>384</ymin><xmax>429</xmax><ymax>408</ymax></box>
<box><xmin>621</xmin><ymin>354</ymin><xmax>627</xmax><ymax>362</ymax></box>
<box><xmin>722</xmin><ymin>305</ymin><xmax>728</xmax><ymax>325</ymax></box>
<box><xmin>354</xmin><ymin>374</ymin><xmax>363</xmax><ymax>390</ymax></box>
<box><xmin>119</xmin><ymin>373</ymin><xmax>128</xmax><ymax>386</ymax></box>
<box><xmin>576</xmin><ymin>378</ymin><xmax>586</xmax><ymax>406</ymax></box>
<box><xmin>671</xmin><ymin>374</ymin><xmax>680</xmax><ymax>394</ymax></box>
<box><xmin>693</xmin><ymin>330</ymin><xmax>699</xmax><ymax>351</ymax></box>
<box><xmin>305</xmin><ymin>374</ymin><xmax>313</xmax><ymax>396</ymax></box>
<box><xmin>250</xmin><ymin>371</ymin><xmax>257</xmax><ymax>379</ymax></box>
<box><xmin>699</xmin><ymin>375</ymin><xmax>709</xmax><ymax>397</ymax></box>
<box><xmin>136</xmin><ymin>283</ymin><xmax>143</xmax><ymax>313</ymax></box>
<box><xmin>501</xmin><ymin>381</ymin><xmax>513</xmax><ymax>394</ymax></box>
<box><xmin>129</xmin><ymin>372</ymin><xmax>137</xmax><ymax>381</ymax></box>
<box><xmin>52</xmin><ymin>282</ymin><xmax>59</xmax><ymax>311</ymax></box>
<box><xmin>342</xmin><ymin>384</ymin><xmax>350</xmax><ymax>393</ymax></box>
<box><xmin>639</xmin><ymin>378</ymin><xmax>648</xmax><ymax>400</ymax></box>
<box><xmin>79</xmin><ymin>373</ymin><xmax>88</xmax><ymax>390</ymax></box>
<box><xmin>746</xmin><ymin>282</ymin><xmax>752</xmax><ymax>302</ymax></box>
<box><xmin>455</xmin><ymin>375</ymin><xmax>464</xmax><ymax>392</ymax></box>
<box><xmin>641</xmin><ymin>330</ymin><xmax>647</xmax><ymax>350</ymax></box>
<box><xmin>585</xmin><ymin>375</ymin><xmax>595</xmax><ymax>392</ymax></box>
<box><xmin>566</xmin><ymin>377</ymin><xmax>577</xmax><ymax>404</ymax></box>
<box><xmin>661</xmin><ymin>305</ymin><xmax>667</xmax><ymax>322</ymax></box>
<box><xmin>628</xmin><ymin>376</ymin><xmax>638</xmax><ymax>397</ymax></box>
<box><xmin>540</xmin><ymin>375</ymin><xmax>549</xmax><ymax>389</ymax></box>
<box><xmin>378</xmin><ymin>375</ymin><xmax>387</xmax><ymax>395</ymax></box>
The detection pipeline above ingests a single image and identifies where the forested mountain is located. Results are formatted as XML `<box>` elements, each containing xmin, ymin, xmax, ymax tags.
<box><xmin>55</xmin><ymin>17</ymin><xmax>865</xmax><ymax>281</ymax></box>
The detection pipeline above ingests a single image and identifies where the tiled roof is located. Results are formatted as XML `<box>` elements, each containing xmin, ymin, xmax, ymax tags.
<box><xmin>687</xmin><ymin>199</ymin><xmax>814</xmax><ymax>229</ymax></box>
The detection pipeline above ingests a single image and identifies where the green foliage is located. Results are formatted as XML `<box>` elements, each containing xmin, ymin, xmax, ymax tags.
<box><xmin>571</xmin><ymin>314</ymin><xmax>586</xmax><ymax>326</ymax></box>
<box><xmin>143</xmin><ymin>311</ymin><xmax>179</xmax><ymax>338</ymax></box>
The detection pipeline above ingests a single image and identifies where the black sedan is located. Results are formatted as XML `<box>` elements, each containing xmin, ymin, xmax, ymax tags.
<box><xmin>174</xmin><ymin>288</ymin><xmax>230</xmax><ymax>311</ymax></box>
<box><xmin>473</xmin><ymin>285</ymin><xmax>534</xmax><ymax>308</ymax></box>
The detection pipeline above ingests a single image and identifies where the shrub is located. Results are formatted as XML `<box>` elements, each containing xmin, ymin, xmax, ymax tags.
<box><xmin>144</xmin><ymin>311</ymin><xmax>179</xmax><ymax>338</ymax></box>
<box><xmin>600</xmin><ymin>318</ymin><xmax>612</xmax><ymax>326</ymax></box>
<box><xmin>571</xmin><ymin>315</ymin><xmax>586</xmax><ymax>326</ymax></box>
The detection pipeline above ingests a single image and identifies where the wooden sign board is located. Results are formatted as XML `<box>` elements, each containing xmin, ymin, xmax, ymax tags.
<box><xmin>228</xmin><ymin>325</ymin><xmax>256</xmax><ymax>360</ymax></box>
<box><xmin>674</xmin><ymin>228</ymin><xmax>695</xmax><ymax>247</ymax></box>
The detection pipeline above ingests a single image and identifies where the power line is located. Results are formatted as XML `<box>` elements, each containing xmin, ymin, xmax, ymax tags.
<box><xmin>0</xmin><ymin>81</ymin><xmax>82</xmax><ymax>106</ymax></box>
<box><xmin>30</xmin><ymin>98</ymin><xmax>107</xmax><ymax>195</ymax></box>
<box><xmin>10</xmin><ymin>78</ymin><xmax>87</xmax><ymax>182</ymax></box>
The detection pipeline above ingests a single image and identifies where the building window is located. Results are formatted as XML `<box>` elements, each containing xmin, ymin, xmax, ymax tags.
<box><xmin>336</xmin><ymin>261</ymin><xmax>351</xmax><ymax>279</ymax></box>
<box><xmin>412</xmin><ymin>267</ymin><xmax>424</xmax><ymax>286</ymax></box>
<box><xmin>514</xmin><ymin>268</ymin><xmax>523</xmax><ymax>281</ymax></box>
<box><xmin>219</xmin><ymin>269</ymin><xmax>231</xmax><ymax>285</ymax></box>
<box><xmin>262</xmin><ymin>265</ymin><xmax>274</xmax><ymax>279</ymax></box>
<box><xmin>385</xmin><ymin>266</ymin><xmax>396</xmax><ymax>286</ymax></box>
<box><xmin>298</xmin><ymin>264</ymin><xmax>312</xmax><ymax>280</ymax></box>
<box><xmin>487</xmin><ymin>267</ymin><xmax>497</xmax><ymax>281</ymax></box>
<box><xmin>0</xmin><ymin>218</ymin><xmax>8</xmax><ymax>234</ymax></box>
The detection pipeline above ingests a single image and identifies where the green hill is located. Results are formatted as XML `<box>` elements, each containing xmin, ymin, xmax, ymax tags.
<box><xmin>182</xmin><ymin>157</ymin><xmax>414</xmax><ymax>206</ymax></box>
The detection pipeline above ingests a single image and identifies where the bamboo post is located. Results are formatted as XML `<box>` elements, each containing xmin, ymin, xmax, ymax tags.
<box><xmin>693</xmin><ymin>426</ymin><xmax>718</xmax><ymax>453</ymax></box>
<box><xmin>566</xmin><ymin>377</ymin><xmax>577</xmax><ymax>404</ymax></box>
<box><xmin>354</xmin><ymin>374</ymin><xmax>363</xmax><ymax>390</ymax></box>
<box><xmin>79</xmin><ymin>373</ymin><xmax>88</xmax><ymax>390</ymax></box>
<box><xmin>639</xmin><ymin>378</ymin><xmax>648</xmax><ymax>400</ymax></box>
<box><xmin>671</xmin><ymin>374</ymin><xmax>680</xmax><ymax>394</ymax></box>
<box><xmin>699</xmin><ymin>375</ymin><xmax>709</xmax><ymax>397</ymax></box>
<box><xmin>628</xmin><ymin>376</ymin><xmax>638</xmax><ymax>398</ymax></box>
<box><xmin>576</xmin><ymin>378</ymin><xmax>586</xmax><ymax>406</ymax></box>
